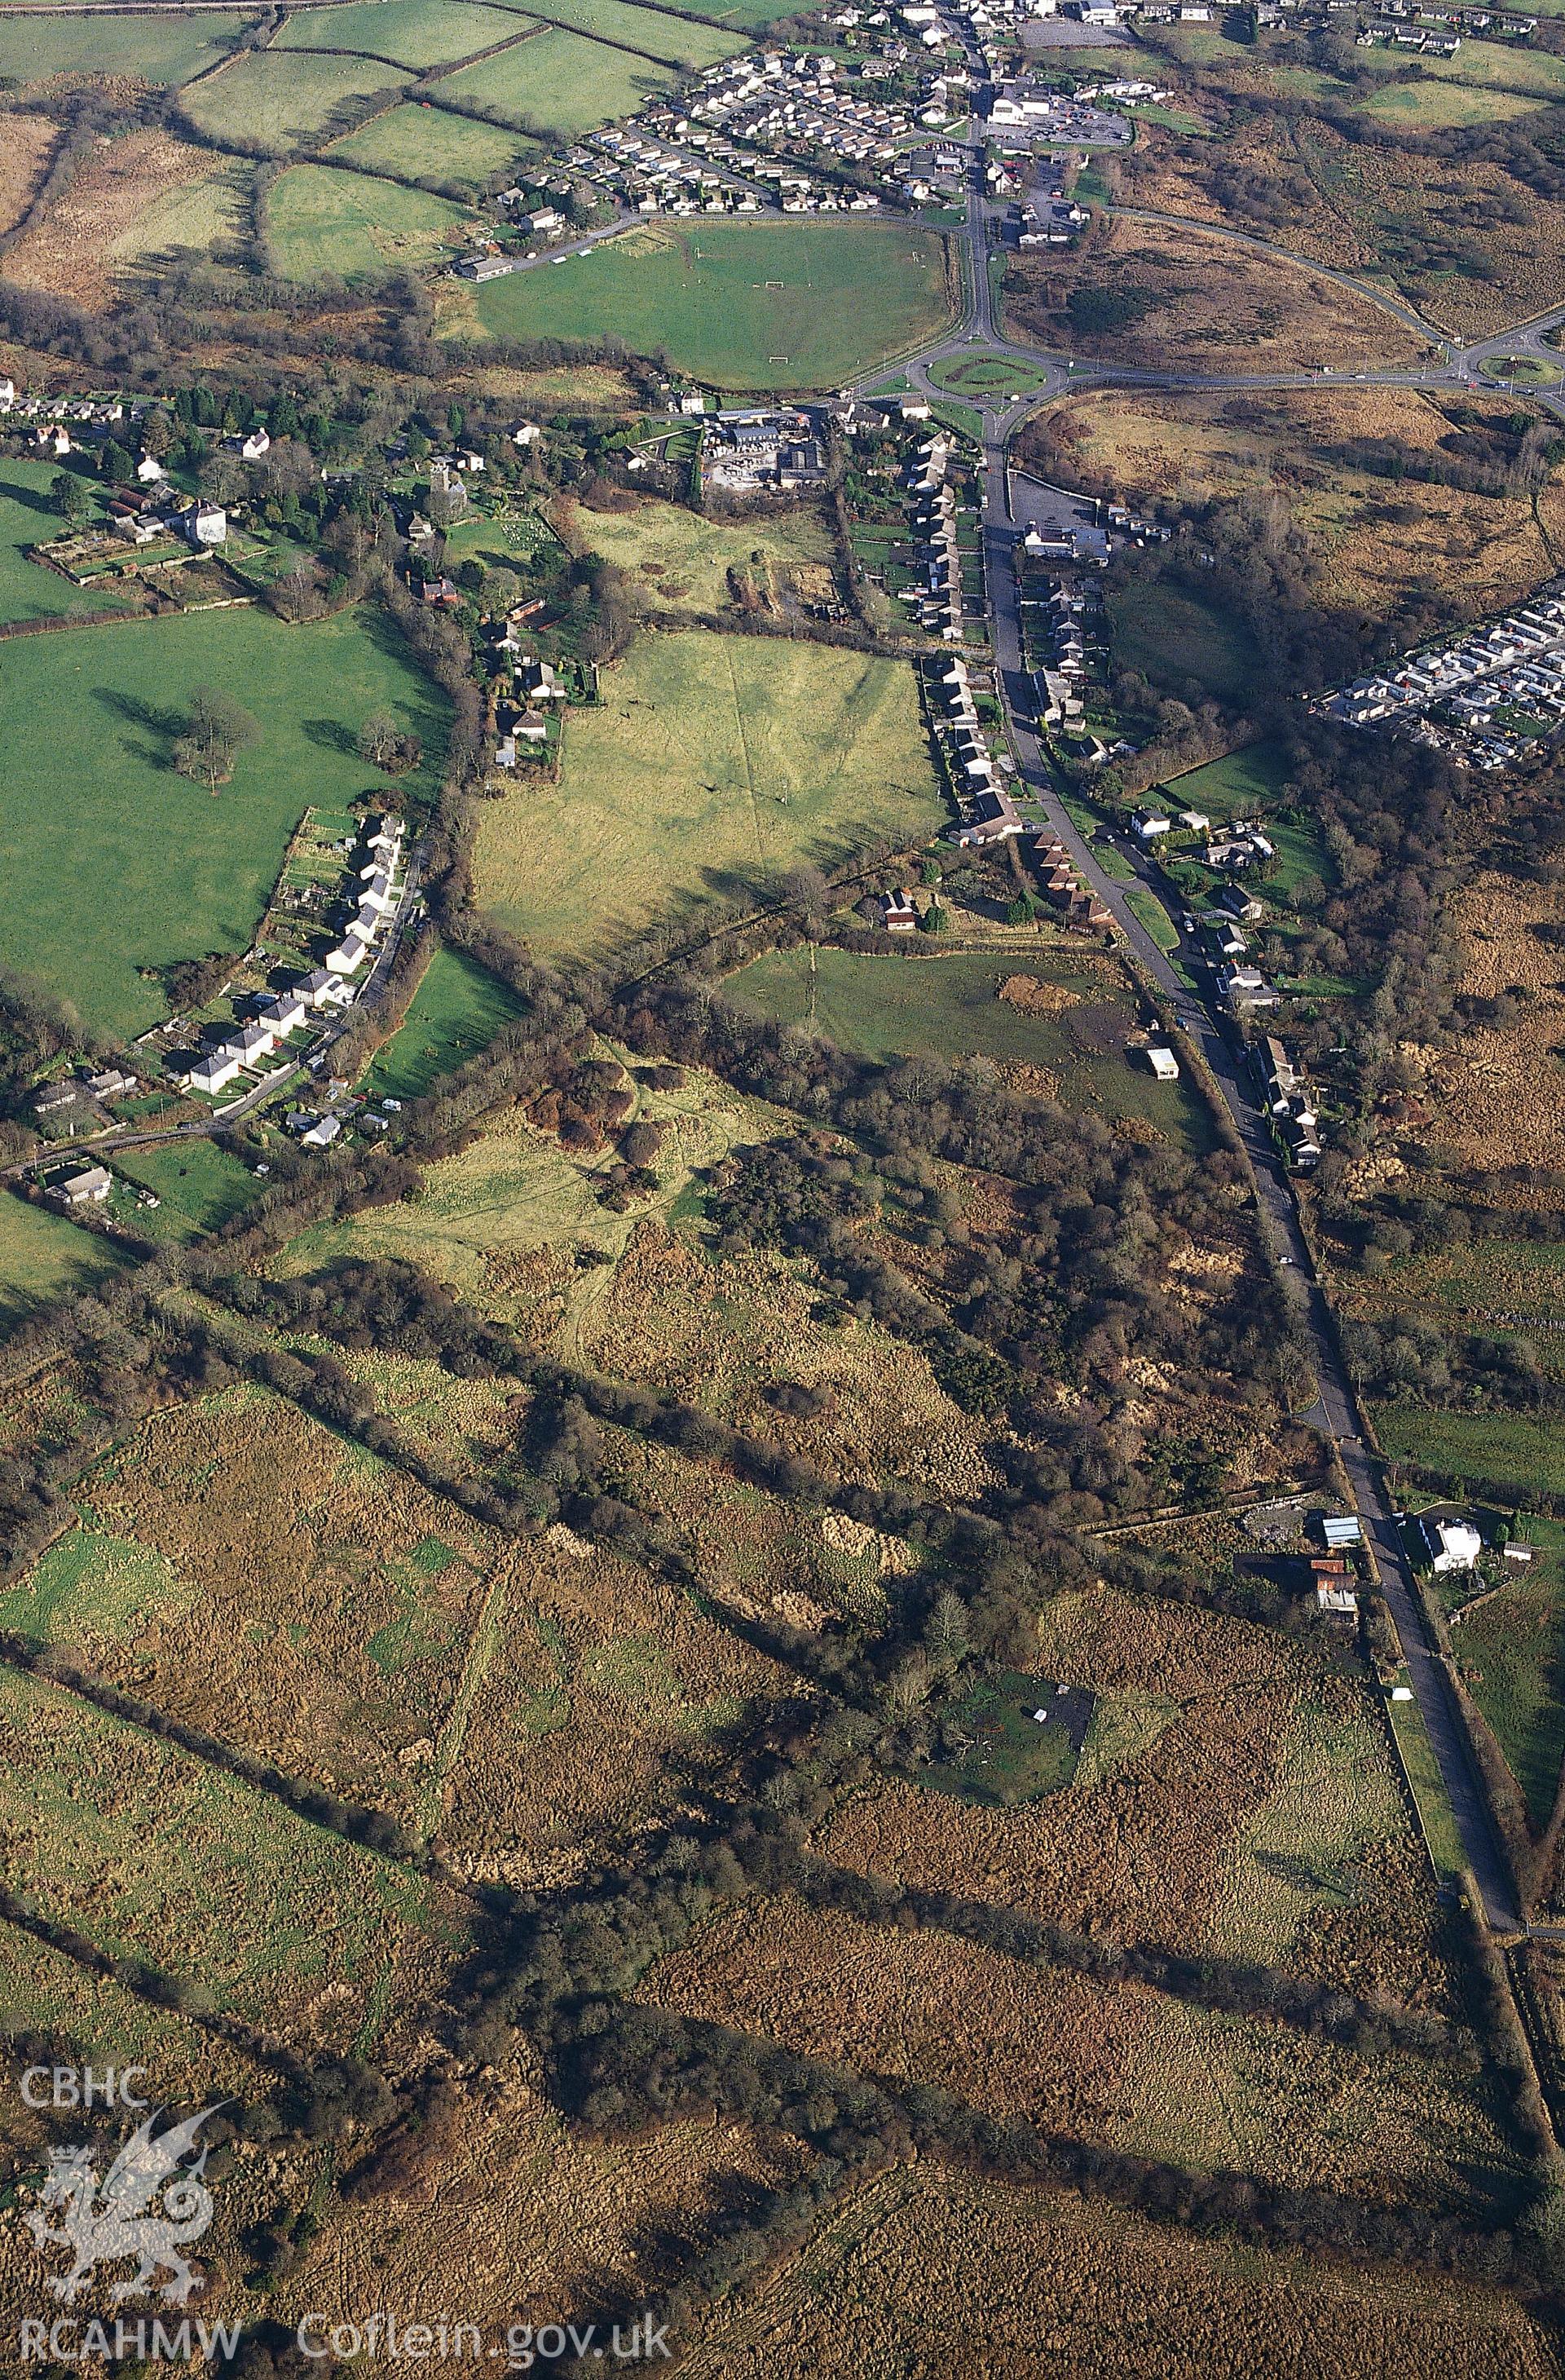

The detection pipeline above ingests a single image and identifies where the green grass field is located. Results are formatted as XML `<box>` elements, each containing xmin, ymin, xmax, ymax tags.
<box><xmin>467</xmin><ymin>219</ymin><xmax>954</xmax><ymax>390</ymax></box>
<box><xmin>1355</xmin><ymin>1239</ymin><xmax>1565</xmax><ymax>1344</ymax></box>
<box><xmin>1426</xmin><ymin>37</ymin><xmax>1565</xmax><ymax>95</ymax></box>
<box><xmin>108</xmin><ymin>165</ymin><xmax>250</xmax><ymax>267</ymax></box>
<box><xmin>724</xmin><ymin>947</ymin><xmax>1214</xmax><ymax>1149</ymax></box>
<box><xmin>266</xmin><ymin>162</ymin><xmax>469</xmax><ymax>280</ymax></box>
<box><xmin>1124</xmin><ymin>885</ymin><xmax>1180</xmax><ymax>952</ymax></box>
<box><xmin>1108</xmin><ymin>581</ymin><xmax>1258</xmax><ymax>705</ymax></box>
<box><xmin>0</xmin><ymin>606</ymin><xmax>443</xmax><ymax>1041</ymax></box>
<box><xmin>1359</xmin><ymin>76</ymin><xmax>1541</xmax><ymax>127</ymax></box>
<box><xmin>108</xmin><ymin>1141</ymin><xmax>261</xmax><ymax>1232</ymax></box>
<box><xmin>1386</xmin><ymin>1680</ymin><xmax>1467</xmax><ymax>1883</ymax></box>
<box><xmin>1373</xmin><ymin>1406</ymin><xmax>1565</xmax><ymax>1502</ymax></box>
<box><xmin>521</xmin><ymin>0</ymin><xmax>746</xmax><ymax>64</ymax></box>
<box><xmin>180</xmin><ymin>48</ymin><xmax>412</xmax><ymax>148</ymax></box>
<box><xmin>0</xmin><ymin>462</ymin><xmax>135</xmax><ymax>625</ymax></box>
<box><xmin>0</xmin><ymin>1193</ymin><xmax>123</xmax><ymax>1330</ymax></box>
<box><xmin>434</xmin><ymin>25</ymin><xmax>675</xmax><ymax>134</ymax></box>
<box><xmin>655</xmin><ymin>0</ymin><xmax>805</xmax><ymax>20</ymax></box>
<box><xmin>0</xmin><ymin>11</ymin><xmax>237</xmax><ymax>82</ymax></box>
<box><xmin>365</xmin><ymin>947</ymin><xmax>527</xmax><ymax>1099</ymax></box>
<box><xmin>274</xmin><ymin>0</ymin><xmax>531</xmax><ymax>68</ymax></box>
<box><xmin>1452</xmin><ymin>1526</ymin><xmax>1565</xmax><ymax>1830</ymax></box>
<box><xmin>328</xmin><ymin>99</ymin><xmax>539</xmax><ymax>186</ymax></box>
<box><xmin>1479</xmin><ymin>355</ymin><xmax>1565</xmax><ymax>388</ymax></box>
<box><xmin>474</xmin><ymin>629</ymin><xmax>941</xmax><ymax>958</ymax></box>
<box><xmin>1161</xmin><ymin>739</ymin><xmax>1290</xmax><ymax>821</ymax></box>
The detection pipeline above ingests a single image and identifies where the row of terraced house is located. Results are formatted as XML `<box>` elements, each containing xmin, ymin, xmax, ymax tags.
<box><xmin>177</xmin><ymin>818</ymin><xmax>404</xmax><ymax>1098</ymax></box>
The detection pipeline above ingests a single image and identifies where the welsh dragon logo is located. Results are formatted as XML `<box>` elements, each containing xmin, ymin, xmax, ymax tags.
<box><xmin>24</xmin><ymin>2105</ymin><xmax>224</xmax><ymax>2307</ymax></box>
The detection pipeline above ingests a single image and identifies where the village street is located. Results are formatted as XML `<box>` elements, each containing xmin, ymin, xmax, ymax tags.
<box><xmin>852</xmin><ymin>151</ymin><xmax>1538</xmax><ymax>1932</ymax></box>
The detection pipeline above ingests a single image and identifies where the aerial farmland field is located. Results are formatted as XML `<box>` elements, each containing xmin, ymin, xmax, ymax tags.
<box><xmin>0</xmin><ymin>460</ymin><xmax>134</xmax><ymax>623</ymax></box>
<box><xmin>434</xmin><ymin>25</ymin><xmax>676</xmax><ymax>135</ymax></box>
<box><xmin>364</xmin><ymin>946</ymin><xmax>528</xmax><ymax>1100</ymax></box>
<box><xmin>723</xmin><ymin>947</ymin><xmax>1215</xmax><ymax>1151</ymax></box>
<box><xmin>472</xmin><ymin>628</ymin><xmax>941</xmax><ymax>957</ymax></box>
<box><xmin>8</xmin><ymin>1382</ymin><xmax>508</xmax><ymax>1835</ymax></box>
<box><xmin>465</xmin><ymin>219</ymin><xmax>957</xmax><ymax>388</ymax></box>
<box><xmin>554</xmin><ymin>488</ymin><xmax>839</xmax><ymax>617</ymax></box>
<box><xmin>0</xmin><ymin>1657</ymin><xmax>447</xmax><ymax>2039</ymax></box>
<box><xmin>0</xmin><ymin>11</ymin><xmax>241</xmax><ymax>85</ymax></box>
<box><xmin>683</xmin><ymin>2168</ymin><xmax>1560</xmax><ymax>2378</ymax></box>
<box><xmin>0</xmin><ymin>1192</ymin><xmax>122</xmax><ymax>1329</ymax></box>
<box><xmin>0</xmin><ymin>605</ymin><xmax>444</xmax><ymax>1040</ymax></box>
<box><xmin>328</xmin><ymin>99</ymin><xmax>540</xmax><ymax>187</ymax></box>
<box><xmin>179</xmin><ymin>49</ymin><xmax>414</xmax><ymax>149</ymax></box>
<box><xmin>637</xmin><ymin>1888</ymin><xmax>1515</xmax><ymax>2208</ymax></box>
<box><xmin>514</xmin><ymin>0</ymin><xmax>747</xmax><ymax>65</ymax></box>
<box><xmin>265</xmin><ymin>162</ymin><xmax>470</xmax><ymax>280</ymax></box>
<box><xmin>272</xmin><ymin>0</ymin><xmax>534</xmax><ymax>69</ymax></box>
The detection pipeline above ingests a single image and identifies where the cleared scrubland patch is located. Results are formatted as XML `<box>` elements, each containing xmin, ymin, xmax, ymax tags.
<box><xmin>573</xmin><ymin>1219</ymin><xmax>999</xmax><ymax>1501</ymax></box>
<box><xmin>324</xmin><ymin>1348</ymin><xmax>518</xmax><ymax>1469</ymax></box>
<box><xmin>0</xmin><ymin>1659</ymin><xmax>447</xmax><ymax>2040</ymax></box>
<box><xmin>0</xmin><ymin>113</ymin><xmax>54</xmax><ymax>237</ymax></box>
<box><xmin>275</xmin><ymin>1056</ymin><xmax>793</xmax><ymax>1311</ymax></box>
<box><xmin>1417</xmin><ymin>871</ymin><xmax>1565</xmax><ymax>1191</ymax></box>
<box><xmin>640</xmin><ymin>1889</ymin><xmax>1515</xmax><ymax>2210</ymax></box>
<box><xmin>1373</xmin><ymin>1407</ymin><xmax>1565</xmax><ymax>1505</ymax></box>
<box><xmin>0</xmin><ymin>1917</ymin><xmax>269</xmax><ymax>2104</ymax></box>
<box><xmin>682</xmin><ymin>2164</ymin><xmax>1558</xmax><ymax>2380</ymax></box>
<box><xmin>7</xmin><ymin>130</ymin><xmax>229</xmax><ymax>311</ymax></box>
<box><xmin>1030</xmin><ymin>386</ymin><xmax>1565</xmax><ymax>629</ymax></box>
<box><xmin>1106</xmin><ymin>577</ymin><xmax>1259</xmax><ymax>704</ymax></box>
<box><xmin>1196</xmin><ymin>1677</ymin><xmax>1457</xmax><ymax>2015</ymax></box>
<box><xmin>25</xmin><ymin>1383</ymin><xmax>506</xmax><ymax>1833</ymax></box>
<box><xmin>1335</xmin><ymin>1240</ymin><xmax>1565</xmax><ymax>1372</ymax></box>
<box><xmin>721</xmin><ymin>947</ymin><xmax>1214</xmax><ymax>1155</ymax></box>
<box><xmin>473</xmin><ymin>629</ymin><xmax>941</xmax><ymax>960</ymax></box>
<box><xmin>1118</xmin><ymin>107</ymin><xmax>1565</xmax><ymax>338</ymax></box>
<box><xmin>108</xmin><ymin>161</ymin><xmax>251</xmax><ymax>276</ymax></box>
<box><xmin>1358</xmin><ymin>74</ymin><xmax>1542</xmax><ymax>128</ymax></box>
<box><xmin>1446</xmin><ymin>1529</ymin><xmax>1565</xmax><ymax>1832</ymax></box>
<box><xmin>822</xmin><ymin>1590</ymin><xmax>1361</xmax><ymax>1949</ymax></box>
<box><xmin>587</xmin><ymin>1421</ymin><xmax>936</xmax><ymax>1635</ymax></box>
